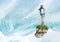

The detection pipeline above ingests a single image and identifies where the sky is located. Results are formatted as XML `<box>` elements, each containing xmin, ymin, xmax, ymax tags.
<box><xmin>0</xmin><ymin>0</ymin><xmax>60</xmax><ymax>42</ymax></box>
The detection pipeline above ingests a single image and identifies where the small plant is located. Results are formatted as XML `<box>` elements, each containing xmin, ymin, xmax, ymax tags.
<box><xmin>36</xmin><ymin>25</ymin><xmax>48</xmax><ymax>30</ymax></box>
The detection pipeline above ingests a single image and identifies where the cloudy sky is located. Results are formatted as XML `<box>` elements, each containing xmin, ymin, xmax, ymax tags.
<box><xmin>0</xmin><ymin>0</ymin><xmax>60</xmax><ymax>42</ymax></box>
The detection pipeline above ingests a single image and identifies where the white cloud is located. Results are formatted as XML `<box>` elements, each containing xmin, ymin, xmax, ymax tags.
<box><xmin>45</xmin><ymin>11</ymin><xmax>60</xmax><ymax>23</ymax></box>
<box><xmin>9</xmin><ymin>33</ymin><xmax>30</xmax><ymax>42</ymax></box>
<box><xmin>0</xmin><ymin>29</ymin><xmax>60</xmax><ymax>42</ymax></box>
<box><xmin>0</xmin><ymin>31</ymin><xmax>9</xmax><ymax>42</ymax></box>
<box><xmin>0</xmin><ymin>0</ymin><xmax>17</xmax><ymax>20</ymax></box>
<box><xmin>25</xmin><ymin>29</ymin><xmax>60</xmax><ymax>42</ymax></box>
<box><xmin>0</xmin><ymin>31</ymin><xmax>30</xmax><ymax>42</ymax></box>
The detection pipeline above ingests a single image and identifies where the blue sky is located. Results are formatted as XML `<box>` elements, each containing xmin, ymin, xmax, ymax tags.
<box><xmin>0</xmin><ymin>0</ymin><xmax>60</xmax><ymax>42</ymax></box>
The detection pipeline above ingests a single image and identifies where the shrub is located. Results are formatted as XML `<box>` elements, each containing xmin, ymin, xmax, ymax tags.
<box><xmin>36</xmin><ymin>25</ymin><xmax>48</xmax><ymax>30</ymax></box>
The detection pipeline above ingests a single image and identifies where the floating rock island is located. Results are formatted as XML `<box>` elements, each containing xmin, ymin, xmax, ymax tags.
<box><xmin>35</xmin><ymin>25</ymin><xmax>48</xmax><ymax>38</ymax></box>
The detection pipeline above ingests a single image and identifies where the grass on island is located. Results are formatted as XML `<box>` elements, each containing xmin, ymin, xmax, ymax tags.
<box><xmin>36</xmin><ymin>25</ymin><xmax>48</xmax><ymax>30</ymax></box>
